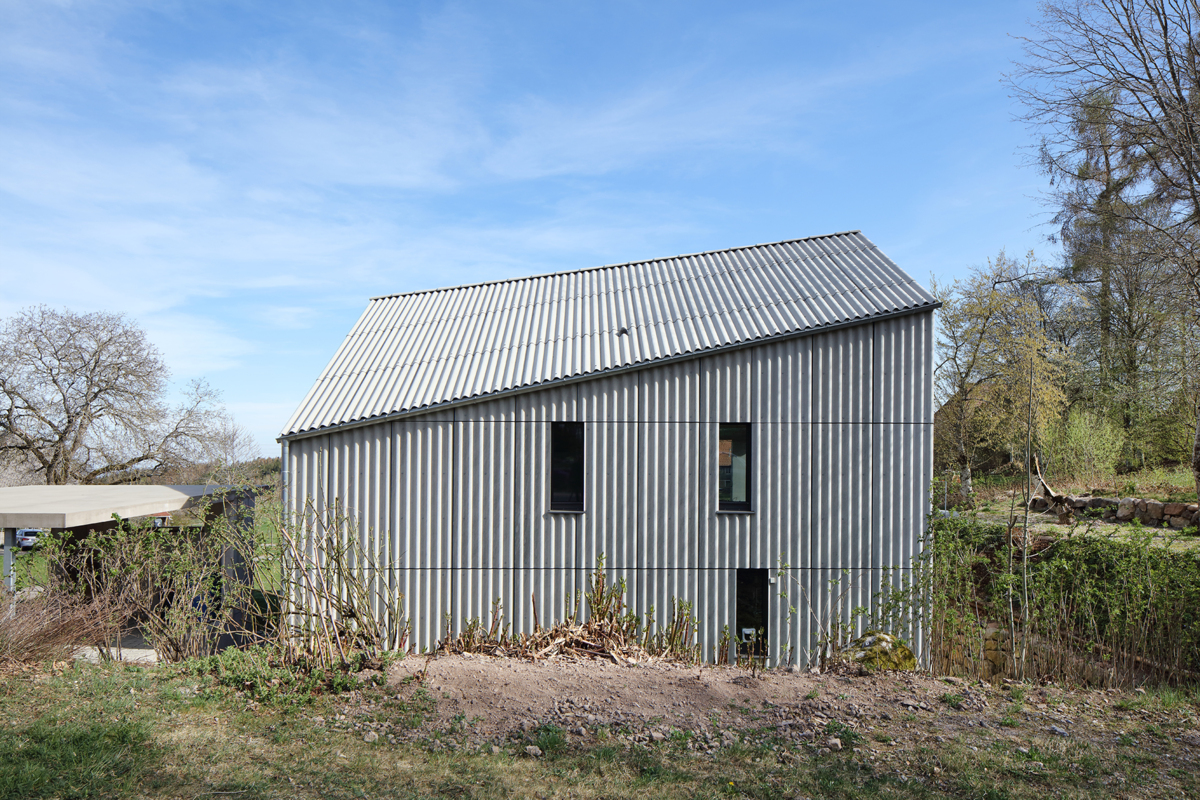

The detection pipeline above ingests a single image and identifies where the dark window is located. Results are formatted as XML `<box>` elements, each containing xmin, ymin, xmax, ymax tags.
<box><xmin>718</xmin><ymin>423</ymin><xmax>751</xmax><ymax>511</ymax></box>
<box><xmin>549</xmin><ymin>421</ymin><xmax>585</xmax><ymax>512</ymax></box>
<box><xmin>736</xmin><ymin>568</ymin><xmax>769</xmax><ymax>658</ymax></box>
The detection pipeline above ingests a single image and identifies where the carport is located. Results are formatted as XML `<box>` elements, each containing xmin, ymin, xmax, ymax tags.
<box><xmin>0</xmin><ymin>485</ymin><xmax>245</xmax><ymax>591</ymax></box>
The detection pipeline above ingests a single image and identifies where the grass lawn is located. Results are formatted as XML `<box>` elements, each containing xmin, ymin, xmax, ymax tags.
<box><xmin>1</xmin><ymin>658</ymin><xmax>1196</xmax><ymax>799</ymax></box>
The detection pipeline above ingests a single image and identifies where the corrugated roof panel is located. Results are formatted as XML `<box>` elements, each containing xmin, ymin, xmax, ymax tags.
<box><xmin>281</xmin><ymin>231</ymin><xmax>936</xmax><ymax>436</ymax></box>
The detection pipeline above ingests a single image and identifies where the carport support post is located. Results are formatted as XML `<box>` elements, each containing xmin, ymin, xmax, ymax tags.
<box><xmin>2</xmin><ymin>528</ymin><xmax>14</xmax><ymax>592</ymax></box>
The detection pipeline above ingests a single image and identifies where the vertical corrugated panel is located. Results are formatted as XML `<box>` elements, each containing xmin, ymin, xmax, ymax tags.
<box><xmin>752</xmin><ymin>337</ymin><xmax>811</xmax><ymax>665</ymax></box>
<box><xmin>578</xmin><ymin>374</ymin><xmax>638</xmax><ymax>610</ymax></box>
<box><xmin>394</xmin><ymin>413</ymin><xmax>455</xmax><ymax>653</ymax></box>
<box><xmin>807</xmin><ymin>326</ymin><xmax>873</xmax><ymax>639</ymax></box>
<box><xmin>511</xmin><ymin>387</ymin><xmax>579</xmax><ymax>634</ymax></box>
<box><xmin>871</xmin><ymin>311</ymin><xmax>935</xmax><ymax>651</ymax></box>
<box><xmin>636</xmin><ymin>361</ymin><xmax>700</xmax><ymax>618</ymax></box>
<box><xmin>698</xmin><ymin>351</ymin><xmax>755</xmax><ymax>572</ymax></box>
<box><xmin>772</xmin><ymin>568</ymin><xmax>803</xmax><ymax>667</ymax></box>
<box><xmin>697</xmin><ymin>568</ymin><xmax>736</xmax><ymax>664</ymax></box>
<box><xmin>452</xmin><ymin>395</ymin><xmax>518</xmax><ymax>636</ymax></box>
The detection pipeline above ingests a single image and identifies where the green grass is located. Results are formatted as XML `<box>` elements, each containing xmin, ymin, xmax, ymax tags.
<box><xmin>10</xmin><ymin>547</ymin><xmax>48</xmax><ymax>591</ymax></box>
<box><xmin>0</xmin><ymin>717</ymin><xmax>155</xmax><ymax>800</ymax></box>
<box><xmin>940</xmin><ymin>692</ymin><xmax>964</xmax><ymax>710</ymax></box>
<box><xmin>0</xmin><ymin>658</ymin><xmax>1196</xmax><ymax>799</ymax></box>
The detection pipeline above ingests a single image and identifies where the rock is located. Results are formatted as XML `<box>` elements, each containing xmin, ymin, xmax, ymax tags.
<box><xmin>1088</xmin><ymin>497</ymin><xmax>1118</xmax><ymax>509</ymax></box>
<box><xmin>1116</xmin><ymin>499</ymin><xmax>1135</xmax><ymax>522</ymax></box>
<box><xmin>1030</xmin><ymin>497</ymin><xmax>1049</xmax><ymax>512</ymax></box>
<box><xmin>826</xmin><ymin>737</ymin><xmax>842</xmax><ymax>751</ymax></box>
<box><xmin>1180</xmin><ymin>731</ymin><xmax>1200</xmax><ymax>747</ymax></box>
<box><xmin>1049</xmin><ymin>725</ymin><xmax>1068</xmax><ymax>737</ymax></box>
<box><xmin>490</xmin><ymin>745</ymin><xmax>501</xmax><ymax>755</ymax></box>
<box><xmin>650</xmin><ymin>730</ymin><xmax>666</xmax><ymax>742</ymax></box>
<box><xmin>1169</xmin><ymin>516</ymin><xmax>1190</xmax><ymax>529</ymax></box>
<box><xmin>575</xmin><ymin>726</ymin><xmax>587</xmax><ymax>736</ymax></box>
<box><xmin>1165</xmin><ymin>502</ymin><xmax>1187</xmax><ymax>517</ymax></box>
<box><xmin>525</xmin><ymin>745</ymin><xmax>543</xmax><ymax>757</ymax></box>
<box><xmin>843</xmin><ymin>630</ymin><xmax>916</xmax><ymax>671</ymax></box>
<box><xmin>1069</xmin><ymin>497</ymin><xmax>1088</xmax><ymax>509</ymax></box>
<box><xmin>363</xmin><ymin>731</ymin><xmax>379</xmax><ymax>743</ymax></box>
<box><xmin>13</xmin><ymin>586</ymin><xmax>44</xmax><ymax>603</ymax></box>
<box><xmin>1147</xmin><ymin>500</ymin><xmax>1165</xmax><ymax>520</ymax></box>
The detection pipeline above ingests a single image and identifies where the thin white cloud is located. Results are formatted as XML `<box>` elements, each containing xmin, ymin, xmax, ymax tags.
<box><xmin>258</xmin><ymin>305</ymin><xmax>318</xmax><ymax>330</ymax></box>
<box><xmin>141</xmin><ymin>313</ymin><xmax>254</xmax><ymax>378</ymax></box>
<box><xmin>0</xmin><ymin>1</ymin><xmax>1051</xmax><ymax>458</ymax></box>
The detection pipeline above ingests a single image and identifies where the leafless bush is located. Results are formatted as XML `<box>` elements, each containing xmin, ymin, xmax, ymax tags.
<box><xmin>21</xmin><ymin>488</ymin><xmax>407</xmax><ymax>675</ymax></box>
<box><xmin>0</xmin><ymin>589</ymin><xmax>118</xmax><ymax>664</ymax></box>
<box><xmin>279</xmin><ymin>496</ymin><xmax>407</xmax><ymax>671</ymax></box>
<box><xmin>438</xmin><ymin>557</ymin><xmax>700</xmax><ymax>664</ymax></box>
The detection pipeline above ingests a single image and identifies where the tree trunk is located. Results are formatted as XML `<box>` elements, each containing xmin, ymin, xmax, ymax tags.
<box><xmin>1193</xmin><ymin>401</ymin><xmax>1200</xmax><ymax>501</ymax></box>
<box><xmin>959</xmin><ymin>464</ymin><xmax>973</xmax><ymax>506</ymax></box>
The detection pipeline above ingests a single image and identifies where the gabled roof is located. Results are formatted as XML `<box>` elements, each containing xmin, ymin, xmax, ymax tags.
<box><xmin>282</xmin><ymin>231</ymin><xmax>935</xmax><ymax>438</ymax></box>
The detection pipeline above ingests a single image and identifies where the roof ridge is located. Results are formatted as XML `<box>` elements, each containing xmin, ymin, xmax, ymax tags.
<box><xmin>368</xmin><ymin>230</ymin><xmax>866</xmax><ymax>301</ymax></box>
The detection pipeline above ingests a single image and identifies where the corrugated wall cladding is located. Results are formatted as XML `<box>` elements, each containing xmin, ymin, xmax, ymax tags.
<box><xmin>287</xmin><ymin>310</ymin><xmax>934</xmax><ymax>664</ymax></box>
<box><xmin>282</xmin><ymin>231</ymin><xmax>936</xmax><ymax>437</ymax></box>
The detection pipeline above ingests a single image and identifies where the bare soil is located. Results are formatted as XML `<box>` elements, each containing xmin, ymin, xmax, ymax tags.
<box><xmin>321</xmin><ymin>653</ymin><xmax>1200</xmax><ymax>791</ymax></box>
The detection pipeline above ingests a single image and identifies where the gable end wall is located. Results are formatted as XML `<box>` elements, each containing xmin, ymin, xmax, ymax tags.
<box><xmin>286</xmin><ymin>310</ymin><xmax>934</xmax><ymax>664</ymax></box>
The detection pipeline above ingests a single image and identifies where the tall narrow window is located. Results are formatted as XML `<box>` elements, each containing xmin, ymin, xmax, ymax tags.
<box><xmin>549</xmin><ymin>421</ymin><xmax>585</xmax><ymax>512</ymax></box>
<box><xmin>718</xmin><ymin>423</ymin><xmax>751</xmax><ymax>512</ymax></box>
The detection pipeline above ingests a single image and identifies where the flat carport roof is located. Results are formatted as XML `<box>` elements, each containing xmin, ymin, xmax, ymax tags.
<box><xmin>0</xmin><ymin>485</ymin><xmax>233</xmax><ymax>530</ymax></box>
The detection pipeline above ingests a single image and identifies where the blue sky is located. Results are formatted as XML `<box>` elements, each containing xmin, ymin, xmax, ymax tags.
<box><xmin>1</xmin><ymin>1</ymin><xmax>1053</xmax><ymax>455</ymax></box>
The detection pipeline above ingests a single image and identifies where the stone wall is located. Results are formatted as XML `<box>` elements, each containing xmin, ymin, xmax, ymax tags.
<box><xmin>1029</xmin><ymin>494</ymin><xmax>1200</xmax><ymax>529</ymax></box>
<box><xmin>939</xmin><ymin>626</ymin><xmax>1128</xmax><ymax>687</ymax></box>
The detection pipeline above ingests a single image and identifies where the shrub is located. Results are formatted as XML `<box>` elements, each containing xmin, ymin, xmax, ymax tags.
<box><xmin>1044</xmin><ymin>408</ymin><xmax>1125</xmax><ymax>484</ymax></box>
<box><xmin>878</xmin><ymin>516</ymin><xmax>1200</xmax><ymax>686</ymax></box>
<box><xmin>0</xmin><ymin>589</ymin><xmax>116</xmax><ymax>665</ymax></box>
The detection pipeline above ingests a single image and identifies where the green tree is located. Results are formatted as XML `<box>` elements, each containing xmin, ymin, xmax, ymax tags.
<box><xmin>934</xmin><ymin>252</ymin><xmax>1068</xmax><ymax>502</ymax></box>
<box><xmin>1010</xmin><ymin>0</ymin><xmax>1200</xmax><ymax>496</ymax></box>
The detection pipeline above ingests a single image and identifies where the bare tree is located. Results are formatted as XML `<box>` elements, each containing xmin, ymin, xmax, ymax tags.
<box><xmin>0</xmin><ymin>306</ymin><xmax>226</xmax><ymax>484</ymax></box>
<box><xmin>1009</xmin><ymin>0</ymin><xmax>1200</xmax><ymax>497</ymax></box>
<box><xmin>193</xmin><ymin>418</ymin><xmax>262</xmax><ymax>485</ymax></box>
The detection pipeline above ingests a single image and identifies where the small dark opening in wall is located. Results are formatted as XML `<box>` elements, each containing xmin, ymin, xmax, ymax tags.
<box><xmin>549</xmin><ymin>421</ymin><xmax>585</xmax><ymax>511</ymax></box>
<box><xmin>736</xmin><ymin>568</ymin><xmax>769</xmax><ymax>657</ymax></box>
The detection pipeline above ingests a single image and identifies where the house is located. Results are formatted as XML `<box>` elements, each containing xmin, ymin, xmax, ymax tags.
<box><xmin>280</xmin><ymin>231</ymin><xmax>937</xmax><ymax>665</ymax></box>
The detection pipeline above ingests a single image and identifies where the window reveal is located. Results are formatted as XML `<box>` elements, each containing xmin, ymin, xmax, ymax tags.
<box><xmin>718</xmin><ymin>423</ymin><xmax>751</xmax><ymax>512</ymax></box>
<box><xmin>549</xmin><ymin>421</ymin><xmax>585</xmax><ymax>512</ymax></box>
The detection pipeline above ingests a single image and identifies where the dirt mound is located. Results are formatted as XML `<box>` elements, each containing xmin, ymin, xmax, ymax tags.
<box><xmin>387</xmin><ymin>654</ymin><xmax>813</xmax><ymax>740</ymax></box>
<box><xmin>319</xmin><ymin>652</ymin><xmax>1200</xmax><ymax>789</ymax></box>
